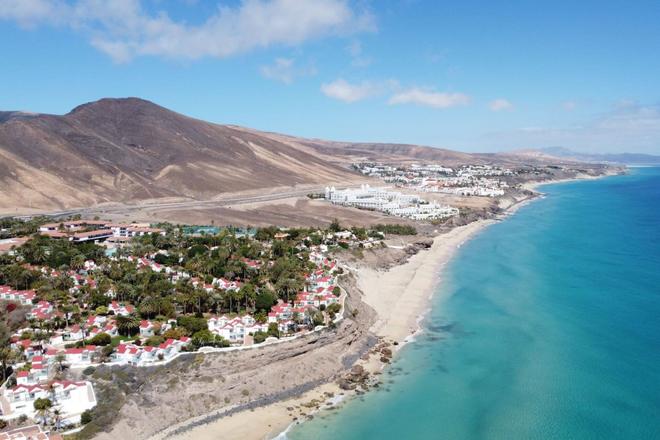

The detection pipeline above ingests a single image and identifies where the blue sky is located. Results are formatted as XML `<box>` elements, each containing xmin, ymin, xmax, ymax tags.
<box><xmin>1</xmin><ymin>0</ymin><xmax>659</xmax><ymax>154</ymax></box>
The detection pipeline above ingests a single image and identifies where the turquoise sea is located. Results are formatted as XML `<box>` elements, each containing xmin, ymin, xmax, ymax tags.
<box><xmin>287</xmin><ymin>167</ymin><xmax>660</xmax><ymax>440</ymax></box>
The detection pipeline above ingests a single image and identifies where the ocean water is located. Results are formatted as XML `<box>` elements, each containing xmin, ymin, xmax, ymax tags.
<box><xmin>287</xmin><ymin>167</ymin><xmax>660</xmax><ymax>440</ymax></box>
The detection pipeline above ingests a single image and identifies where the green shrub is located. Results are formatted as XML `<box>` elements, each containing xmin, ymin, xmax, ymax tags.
<box><xmin>162</xmin><ymin>327</ymin><xmax>187</xmax><ymax>339</ymax></box>
<box><xmin>177</xmin><ymin>316</ymin><xmax>207</xmax><ymax>334</ymax></box>
<box><xmin>80</xmin><ymin>409</ymin><xmax>93</xmax><ymax>425</ymax></box>
<box><xmin>145</xmin><ymin>335</ymin><xmax>165</xmax><ymax>347</ymax></box>
<box><xmin>267</xmin><ymin>322</ymin><xmax>280</xmax><ymax>338</ymax></box>
<box><xmin>253</xmin><ymin>331</ymin><xmax>268</xmax><ymax>344</ymax></box>
<box><xmin>255</xmin><ymin>291</ymin><xmax>277</xmax><ymax>312</ymax></box>
<box><xmin>89</xmin><ymin>333</ymin><xmax>111</xmax><ymax>346</ymax></box>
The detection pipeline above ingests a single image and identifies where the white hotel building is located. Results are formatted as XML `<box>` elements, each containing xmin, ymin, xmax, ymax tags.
<box><xmin>325</xmin><ymin>185</ymin><xmax>458</xmax><ymax>220</ymax></box>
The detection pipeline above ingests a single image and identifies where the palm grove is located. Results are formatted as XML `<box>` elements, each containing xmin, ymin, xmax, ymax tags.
<box><xmin>0</xmin><ymin>222</ymin><xmax>365</xmax><ymax>374</ymax></box>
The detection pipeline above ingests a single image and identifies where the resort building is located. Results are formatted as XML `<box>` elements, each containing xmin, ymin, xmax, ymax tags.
<box><xmin>325</xmin><ymin>185</ymin><xmax>458</xmax><ymax>220</ymax></box>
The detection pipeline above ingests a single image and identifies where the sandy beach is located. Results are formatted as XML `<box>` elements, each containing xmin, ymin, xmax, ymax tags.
<box><xmin>357</xmin><ymin>220</ymin><xmax>495</xmax><ymax>344</ymax></box>
<box><xmin>155</xmin><ymin>218</ymin><xmax>498</xmax><ymax>440</ymax></box>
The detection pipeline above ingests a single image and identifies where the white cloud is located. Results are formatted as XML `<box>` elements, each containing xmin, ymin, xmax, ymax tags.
<box><xmin>0</xmin><ymin>0</ymin><xmax>63</xmax><ymax>27</ymax></box>
<box><xmin>388</xmin><ymin>88</ymin><xmax>470</xmax><ymax>109</ymax></box>
<box><xmin>489</xmin><ymin>98</ymin><xmax>513</xmax><ymax>112</ymax></box>
<box><xmin>321</xmin><ymin>80</ymin><xmax>472</xmax><ymax>109</ymax></box>
<box><xmin>320</xmin><ymin>78</ymin><xmax>383</xmax><ymax>103</ymax></box>
<box><xmin>0</xmin><ymin>0</ymin><xmax>375</xmax><ymax>62</ymax></box>
<box><xmin>260</xmin><ymin>57</ymin><xmax>315</xmax><ymax>84</ymax></box>
<box><xmin>563</xmin><ymin>100</ymin><xmax>577</xmax><ymax>111</ymax></box>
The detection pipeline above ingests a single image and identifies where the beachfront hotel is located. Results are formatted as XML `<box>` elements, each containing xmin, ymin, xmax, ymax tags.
<box><xmin>325</xmin><ymin>185</ymin><xmax>458</xmax><ymax>220</ymax></box>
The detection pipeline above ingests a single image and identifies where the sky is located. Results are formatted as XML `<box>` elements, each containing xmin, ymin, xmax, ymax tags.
<box><xmin>1</xmin><ymin>0</ymin><xmax>659</xmax><ymax>154</ymax></box>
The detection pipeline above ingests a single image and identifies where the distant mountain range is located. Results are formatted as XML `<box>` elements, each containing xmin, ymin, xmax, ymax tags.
<box><xmin>526</xmin><ymin>147</ymin><xmax>660</xmax><ymax>165</ymax></box>
<box><xmin>0</xmin><ymin>98</ymin><xmax>600</xmax><ymax>213</ymax></box>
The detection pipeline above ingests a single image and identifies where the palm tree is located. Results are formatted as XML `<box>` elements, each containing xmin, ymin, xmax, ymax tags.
<box><xmin>138</xmin><ymin>297</ymin><xmax>158</xmax><ymax>318</ymax></box>
<box><xmin>61</xmin><ymin>303</ymin><xmax>73</xmax><ymax>328</ymax></box>
<box><xmin>31</xmin><ymin>246</ymin><xmax>48</xmax><ymax>265</ymax></box>
<box><xmin>241</xmin><ymin>283</ymin><xmax>257</xmax><ymax>312</ymax></box>
<box><xmin>187</xmin><ymin>255</ymin><xmax>207</xmax><ymax>275</ymax></box>
<box><xmin>276</xmin><ymin>277</ymin><xmax>303</xmax><ymax>304</ymax></box>
<box><xmin>209</xmin><ymin>290</ymin><xmax>223</xmax><ymax>314</ymax></box>
<box><xmin>71</xmin><ymin>254</ymin><xmax>85</xmax><ymax>271</ymax></box>
<box><xmin>17</xmin><ymin>269</ymin><xmax>35</xmax><ymax>290</ymax></box>
<box><xmin>0</xmin><ymin>347</ymin><xmax>17</xmax><ymax>382</ymax></box>
<box><xmin>228</xmin><ymin>289</ymin><xmax>241</xmax><ymax>314</ymax></box>
<box><xmin>33</xmin><ymin>397</ymin><xmax>52</xmax><ymax>425</ymax></box>
<box><xmin>116</xmin><ymin>283</ymin><xmax>133</xmax><ymax>303</ymax></box>
<box><xmin>116</xmin><ymin>314</ymin><xmax>141</xmax><ymax>336</ymax></box>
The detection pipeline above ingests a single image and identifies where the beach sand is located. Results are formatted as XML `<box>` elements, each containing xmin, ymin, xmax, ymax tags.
<box><xmin>357</xmin><ymin>220</ymin><xmax>494</xmax><ymax>343</ymax></box>
<box><xmin>156</xmin><ymin>220</ymin><xmax>497</xmax><ymax>440</ymax></box>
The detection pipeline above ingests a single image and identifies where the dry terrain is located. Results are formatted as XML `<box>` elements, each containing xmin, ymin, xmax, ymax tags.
<box><xmin>0</xmin><ymin>97</ymin><xmax>604</xmax><ymax>218</ymax></box>
<box><xmin>0</xmin><ymin>98</ymin><xmax>366</xmax><ymax>213</ymax></box>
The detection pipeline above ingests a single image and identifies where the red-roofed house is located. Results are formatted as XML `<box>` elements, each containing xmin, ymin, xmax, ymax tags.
<box><xmin>139</xmin><ymin>320</ymin><xmax>155</xmax><ymax>337</ymax></box>
<box><xmin>108</xmin><ymin>301</ymin><xmax>134</xmax><ymax>316</ymax></box>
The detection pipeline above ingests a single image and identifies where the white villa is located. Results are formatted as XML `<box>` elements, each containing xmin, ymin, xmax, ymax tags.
<box><xmin>0</xmin><ymin>380</ymin><xmax>97</xmax><ymax>426</ymax></box>
<box><xmin>207</xmin><ymin>315</ymin><xmax>268</xmax><ymax>344</ymax></box>
<box><xmin>112</xmin><ymin>337</ymin><xmax>190</xmax><ymax>366</ymax></box>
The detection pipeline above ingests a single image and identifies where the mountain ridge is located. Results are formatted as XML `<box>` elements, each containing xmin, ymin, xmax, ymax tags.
<box><xmin>0</xmin><ymin>97</ymin><xmax>592</xmax><ymax>214</ymax></box>
<box><xmin>0</xmin><ymin>98</ymin><xmax>365</xmax><ymax>212</ymax></box>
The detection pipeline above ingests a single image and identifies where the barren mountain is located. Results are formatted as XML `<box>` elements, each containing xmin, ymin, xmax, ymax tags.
<box><xmin>0</xmin><ymin>98</ymin><xmax>366</xmax><ymax>212</ymax></box>
<box><xmin>0</xmin><ymin>97</ymin><xmax>582</xmax><ymax>214</ymax></box>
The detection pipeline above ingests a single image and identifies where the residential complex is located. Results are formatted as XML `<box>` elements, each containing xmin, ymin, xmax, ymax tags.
<box><xmin>353</xmin><ymin>162</ymin><xmax>516</xmax><ymax>198</ymax></box>
<box><xmin>0</xmin><ymin>219</ymin><xmax>354</xmax><ymax>433</ymax></box>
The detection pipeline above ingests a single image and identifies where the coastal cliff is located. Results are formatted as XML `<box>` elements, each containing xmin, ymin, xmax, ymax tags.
<box><xmin>80</xmin><ymin>275</ymin><xmax>377</xmax><ymax>440</ymax></box>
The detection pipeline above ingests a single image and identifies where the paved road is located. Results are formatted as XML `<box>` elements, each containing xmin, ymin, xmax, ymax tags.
<box><xmin>17</xmin><ymin>186</ymin><xmax>333</xmax><ymax>219</ymax></box>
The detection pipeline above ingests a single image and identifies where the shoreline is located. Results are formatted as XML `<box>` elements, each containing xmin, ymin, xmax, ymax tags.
<box><xmin>155</xmin><ymin>174</ymin><xmax>612</xmax><ymax>440</ymax></box>
<box><xmin>158</xmin><ymin>213</ymin><xmax>528</xmax><ymax>440</ymax></box>
<box><xmin>154</xmin><ymin>220</ymin><xmax>501</xmax><ymax>440</ymax></box>
<box><xmin>356</xmin><ymin>218</ymin><xmax>497</xmax><ymax>345</ymax></box>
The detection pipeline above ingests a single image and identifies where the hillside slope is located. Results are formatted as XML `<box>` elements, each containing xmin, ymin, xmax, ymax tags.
<box><xmin>0</xmin><ymin>97</ymin><xmax>580</xmax><ymax>214</ymax></box>
<box><xmin>0</xmin><ymin>98</ymin><xmax>362</xmax><ymax>212</ymax></box>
